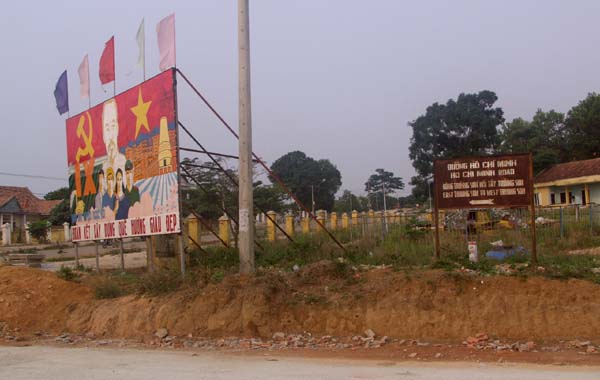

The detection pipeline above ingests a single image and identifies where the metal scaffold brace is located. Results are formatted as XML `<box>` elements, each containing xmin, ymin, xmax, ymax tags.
<box><xmin>175</xmin><ymin>68</ymin><xmax>346</xmax><ymax>252</ymax></box>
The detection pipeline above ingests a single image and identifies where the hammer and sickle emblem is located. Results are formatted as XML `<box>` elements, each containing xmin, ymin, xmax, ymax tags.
<box><xmin>75</xmin><ymin>112</ymin><xmax>94</xmax><ymax>162</ymax></box>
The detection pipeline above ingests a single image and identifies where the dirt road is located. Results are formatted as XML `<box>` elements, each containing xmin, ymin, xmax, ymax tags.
<box><xmin>1</xmin><ymin>346</ymin><xmax>599</xmax><ymax>380</ymax></box>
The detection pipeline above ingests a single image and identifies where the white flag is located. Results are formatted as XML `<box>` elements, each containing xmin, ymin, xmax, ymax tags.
<box><xmin>136</xmin><ymin>18</ymin><xmax>145</xmax><ymax>69</ymax></box>
<box><xmin>77</xmin><ymin>54</ymin><xmax>89</xmax><ymax>99</ymax></box>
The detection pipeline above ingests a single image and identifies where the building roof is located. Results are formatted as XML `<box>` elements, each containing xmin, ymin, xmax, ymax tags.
<box><xmin>0</xmin><ymin>194</ymin><xmax>16</xmax><ymax>209</ymax></box>
<box><xmin>535</xmin><ymin>157</ymin><xmax>600</xmax><ymax>185</ymax></box>
<box><xmin>0</xmin><ymin>186</ymin><xmax>60</xmax><ymax>215</ymax></box>
<box><xmin>38</xmin><ymin>199</ymin><xmax>61</xmax><ymax>215</ymax></box>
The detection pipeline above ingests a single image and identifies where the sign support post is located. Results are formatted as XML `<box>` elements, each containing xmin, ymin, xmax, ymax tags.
<box><xmin>178</xmin><ymin>234</ymin><xmax>185</xmax><ymax>277</ymax></box>
<box><xmin>529</xmin><ymin>153</ymin><xmax>538</xmax><ymax>265</ymax></box>
<box><xmin>119</xmin><ymin>238</ymin><xmax>125</xmax><ymax>271</ymax></box>
<box><xmin>433</xmin><ymin>178</ymin><xmax>440</xmax><ymax>259</ymax></box>
<box><xmin>74</xmin><ymin>242</ymin><xmax>79</xmax><ymax>268</ymax></box>
<box><xmin>95</xmin><ymin>241</ymin><xmax>100</xmax><ymax>272</ymax></box>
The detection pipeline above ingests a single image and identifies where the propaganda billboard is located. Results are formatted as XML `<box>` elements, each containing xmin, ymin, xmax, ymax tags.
<box><xmin>434</xmin><ymin>153</ymin><xmax>532</xmax><ymax>210</ymax></box>
<box><xmin>66</xmin><ymin>69</ymin><xmax>180</xmax><ymax>242</ymax></box>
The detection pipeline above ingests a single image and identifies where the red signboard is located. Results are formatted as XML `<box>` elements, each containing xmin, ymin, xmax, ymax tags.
<box><xmin>434</xmin><ymin>154</ymin><xmax>533</xmax><ymax>210</ymax></box>
<box><xmin>66</xmin><ymin>69</ymin><xmax>180</xmax><ymax>242</ymax></box>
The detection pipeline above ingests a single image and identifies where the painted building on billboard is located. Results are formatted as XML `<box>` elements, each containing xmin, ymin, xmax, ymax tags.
<box><xmin>65</xmin><ymin>69</ymin><xmax>180</xmax><ymax>241</ymax></box>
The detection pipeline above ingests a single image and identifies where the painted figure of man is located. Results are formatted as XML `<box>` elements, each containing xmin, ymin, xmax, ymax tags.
<box><xmin>124</xmin><ymin>160</ymin><xmax>140</xmax><ymax>206</ymax></box>
<box><xmin>102</xmin><ymin>99</ymin><xmax>126</xmax><ymax>180</ymax></box>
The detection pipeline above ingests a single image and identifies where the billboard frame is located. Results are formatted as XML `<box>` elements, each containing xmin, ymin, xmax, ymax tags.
<box><xmin>66</xmin><ymin>68</ymin><xmax>182</xmax><ymax>244</ymax></box>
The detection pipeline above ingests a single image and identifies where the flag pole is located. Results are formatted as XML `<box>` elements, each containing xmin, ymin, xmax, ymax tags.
<box><xmin>173</xmin><ymin>14</ymin><xmax>176</xmax><ymax>69</ymax></box>
<box><xmin>88</xmin><ymin>56</ymin><xmax>91</xmax><ymax>109</ymax></box>
<box><xmin>143</xmin><ymin>19</ymin><xmax>146</xmax><ymax>81</ymax></box>
<box><xmin>113</xmin><ymin>38</ymin><xmax>116</xmax><ymax>97</ymax></box>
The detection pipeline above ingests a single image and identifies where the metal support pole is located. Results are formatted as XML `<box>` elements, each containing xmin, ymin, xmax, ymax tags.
<box><xmin>382</xmin><ymin>183</ymin><xmax>388</xmax><ymax>235</ymax></box>
<box><xmin>560</xmin><ymin>207</ymin><xmax>564</xmax><ymax>238</ymax></box>
<box><xmin>119</xmin><ymin>239</ymin><xmax>125</xmax><ymax>272</ymax></box>
<box><xmin>238</xmin><ymin>0</ymin><xmax>254</xmax><ymax>275</ymax></box>
<box><xmin>530</xmin><ymin>205</ymin><xmax>538</xmax><ymax>265</ymax></box>
<box><xmin>147</xmin><ymin>236</ymin><xmax>154</xmax><ymax>273</ymax></box>
<box><xmin>529</xmin><ymin>155</ymin><xmax>537</xmax><ymax>265</ymax></box>
<box><xmin>74</xmin><ymin>242</ymin><xmax>79</xmax><ymax>268</ymax></box>
<box><xmin>433</xmin><ymin>179</ymin><xmax>441</xmax><ymax>260</ymax></box>
<box><xmin>95</xmin><ymin>242</ymin><xmax>100</xmax><ymax>272</ymax></box>
<box><xmin>311</xmin><ymin>185</ymin><xmax>315</xmax><ymax>215</ymax></box>
<box><xmin>590</xmin><ymin>203</ymin><xmax>594</xmax><ymax>235</ymax></box>
<box><xmin>178</xmin><ymin>234</ymin><xmax>186</xmax><ymax>278</ymax></box>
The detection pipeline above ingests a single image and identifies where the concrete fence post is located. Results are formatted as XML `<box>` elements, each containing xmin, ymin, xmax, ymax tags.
<box><xmin>302</xmin><ymin>216</ymin><xmax>310</xmax><ymax>234</ymax></box>
<box><xmin>2</xmin><ymin>223</ymin><xmax>11</xmax><ymax>246</ymax></box>
<box><xmin>368</xmin><ymin>209</ymin><xmax>375</xmax><ymax>226</ymax></box>
<box><xmin>316</xmin><ymin>211</ymin><xmax>326</xmax><ymax>233</ymax></box>
<box><xmin>285</xmin><ymin>212</ymin><xmax>295</xmax><ymax>237</ymax></box>
<box><xmin>25</xmin><ymin>226</ymin><xmax>31</xmax><ymax>244</ymax></box>
<box><xmin>46</xmin><ymin>222</ymin><xmax>52</xmax><ymax>243</ymax></box>
<box><xmin>351</xmin><ymin>210</ymin><xmax>359</xmax><ymax>227</ymax></box>
<box><xmin>219</xmin><ymin>215</ymin><xmax>230</xmax><ymax>245</ymax></box>
<box><xmin>330</xmin><ymin>212</ymin><xmax>338</xmax><ymax>230</ymax></box>
<box><xmin>186</xmin><ymin>214</ymin><xmax>199</xmax><ymax>247</ymax></box>
<box><xmin>341</xmin><ymin>212</ymin><xmax>349</xmax><ymax>229</ymax></box>
<box><xmin>63</xmin><ymin>222</ymin><xmax>70</xmax><ymax>242</ymax></box>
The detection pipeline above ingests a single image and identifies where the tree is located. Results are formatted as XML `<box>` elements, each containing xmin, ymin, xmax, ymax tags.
<box><xmin>180</xmin><ymin>158</ymin><xmax>286</xmax><ymax>222</ymax></box>
<box><xmin>44</xmin><ymin>187</ymin><xmax>69</xmax><ymax>201</ymax></box>
<box><xmin>409</xmin><ymin>90</ymin><xmax>504</xmax><ymax>200</ymax></box>
<box><xmin>563</xmin><ymin>93</ymin><xmax>600</xmax><ymax>161</ymax></box>
<box><xmin>48</xmin><ymin>200</ymin><xmax>70</xmax><ymax>226</ymax></box>
<box><xmin>45</xmin><ymin>187</ymin><xmax>70</xmax><ymax>226</ymax></box>
<box><xmin>499</xmin><ymin>109</ymin><xmax>565</xmax><ymax>174</ymax></box>
<box><xmin>270</xmin><ymin>151</ymin><xmax>342</xmax><ymax>212</ymax></box>
<box><xmin>180</xmin><ymin>157</ymin><xmax>237</xmax><ymax>222</ymax></box>
<box><xmin>364</xmin><ymin>169</ymin><xmax>404</xmax><ymax>210</ymax></box>
<box><xmin>333</xmin><ymin>190</ymin><xmax>366</xmax><ymax>213</ymax></box>
<box><xmin>253</xmin><ymin>181</ymin><xmax>286</xmax><ymax>213</ymax></box>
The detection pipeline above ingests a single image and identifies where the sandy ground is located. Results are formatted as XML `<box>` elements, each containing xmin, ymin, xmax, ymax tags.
<box><xmin>1</xmin><ymin>345</ymin><xmax>599</xmax><ymax>380</ymax></box>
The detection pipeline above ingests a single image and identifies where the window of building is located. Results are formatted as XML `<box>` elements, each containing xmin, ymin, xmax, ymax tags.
<box><xmin>534</xmin><ymin>193</ymin><xmax>540</xmax><ymax>206</ymax></box>
<box><xmin>550</xmin><ymin>193</ymin><xmax>556</xmax><ymax>205</ymax></box>
<box><xmin>560</xmin><ymin>192</ymin><xmax>566</xmax><ymax>204</ymax></box>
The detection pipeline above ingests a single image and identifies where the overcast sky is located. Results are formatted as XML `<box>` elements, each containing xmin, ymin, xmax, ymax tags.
<box><xmin>1</xmin><ymin>0</ymin><xmax>600</xmax><ymax>198</ymax></box>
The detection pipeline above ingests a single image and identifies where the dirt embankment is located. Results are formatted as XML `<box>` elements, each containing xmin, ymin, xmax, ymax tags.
<box><xmin>1</xmin><ymin>264</ymin><xmax>600</xmax><ymax>341</ymax></box>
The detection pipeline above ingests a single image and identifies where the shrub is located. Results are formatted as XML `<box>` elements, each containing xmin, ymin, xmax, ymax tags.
<box><xmin>56</xmin><ymin>265</ymin><xmax>79</xmax><ymax>281</ymax></box>
<box><xmin>28</xmin><ymin>220</ymin><xmax>50</xmax><ymax>243</ymax></box>
<box><xmin>93</xmin><ymin>278</ymin><xmax>123</xmax><ymax>299</ymax></box>
<box><xmin>136</xmin><ymin>268</ymin><xmax>182</xmax><ymax>296</ymax></box>
<box><xmin>210</xmin><ymin>270</ymin><xmax>225</xmax><ymax>283</ymax></box>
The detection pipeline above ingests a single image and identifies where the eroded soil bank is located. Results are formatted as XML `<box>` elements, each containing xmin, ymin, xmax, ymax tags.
<box><xmin>1</xmin><ymin>263</ymin><xmax>599</xmax><ymax>342</ymax></box>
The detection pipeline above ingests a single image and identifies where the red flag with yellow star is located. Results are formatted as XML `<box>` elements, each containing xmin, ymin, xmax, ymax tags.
<box><xmin>64</xmin><ymin>69</ymin><xmax>179</xmax><ymax>242</ymax></box>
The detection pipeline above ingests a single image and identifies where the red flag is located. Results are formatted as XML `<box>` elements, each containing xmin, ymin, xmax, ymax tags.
<box><xmin>99</xmin><ymin>36</ymin><xmax>115</xmax><ymax>84</ymax></box>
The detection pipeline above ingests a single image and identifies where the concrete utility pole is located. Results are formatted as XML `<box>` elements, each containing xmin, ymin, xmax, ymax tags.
<box><xmin>238</xmin><ymin>0</ymin><xmax>255</xmax><ymax>274</ymax></box>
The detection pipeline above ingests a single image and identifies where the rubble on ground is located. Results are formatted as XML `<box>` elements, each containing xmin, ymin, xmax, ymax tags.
<box><xmin>462</xmin><ymin>333</ymin><xmax>598</xmax><ymax>354</ymax></box>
